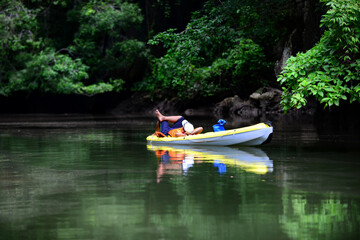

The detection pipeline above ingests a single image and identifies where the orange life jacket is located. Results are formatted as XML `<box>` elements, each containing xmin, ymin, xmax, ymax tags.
<box><xmin>168</xmin><ymin>127</ymin><xmax>184</xmax><ymax>137</ymax></box>
<box><xmin>154</xmin><ymin>131</ymin><xmax>166</xmax><ymax>137</ymax></box>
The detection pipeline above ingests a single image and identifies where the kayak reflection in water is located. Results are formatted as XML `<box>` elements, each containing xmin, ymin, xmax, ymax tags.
<box><xmin>147</xmin><ymin>145</ymin><xmax>273</xmax><ymax>183</ymax></box>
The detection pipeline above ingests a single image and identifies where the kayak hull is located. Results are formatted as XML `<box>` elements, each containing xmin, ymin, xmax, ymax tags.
<box><xmin>146</xmin><ymin>123</ymin><xmax>273</xmax><ymax>146</ymax></box>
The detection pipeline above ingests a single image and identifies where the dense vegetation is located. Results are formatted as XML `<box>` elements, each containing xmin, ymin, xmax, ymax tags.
<box><xmin>0</xmin><ymin>0</ymin><xmax>145</xmax><ymax>96</ymax></box>
<box><xmin>279</xmin><ymin>0</ymin><xmax>360</xmax><ymax>111</ymax></box>
<box><xmin>139</xmin><ymin>0</ymin><xmax>289</xmax><ymax>100</ymax></box>
<box><xmin>1</xmin><ymin>0</ymin><xmax>359</xmax><ymax>111</ymax></box>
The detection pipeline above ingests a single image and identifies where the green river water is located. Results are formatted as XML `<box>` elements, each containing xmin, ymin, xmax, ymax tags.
<box><xmin>0</xmin><ymin>115</ymin><xmax>359</xmax><ymax>240</ymax></box>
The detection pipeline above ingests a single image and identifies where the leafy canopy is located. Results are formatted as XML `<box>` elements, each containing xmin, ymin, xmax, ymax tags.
<box><xmin>278</xmin><ymin>0</ymin><xmax>360</xmax><ymax>112</ymax></box>
<box><xmin>70</xmin><ymin>0</ymin><xmax>146</xmax><ymax>82</ymax></box>
<box><xmin>6</xmin><ymin>48</ymin><xmax>89</xmax><ymax>95</ymax></box>
<box><xmin>140</xmin><ymin>0</ymin><xmax>289</xmax><ymax>100</ymax></box>
<box><xmin>0</xmin><ymin>0</ymin><xmax>145</xmax><ymax>96</ymax></box>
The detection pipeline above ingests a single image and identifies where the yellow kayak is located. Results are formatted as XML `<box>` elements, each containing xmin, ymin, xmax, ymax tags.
<box><xmin>146</xmin><ymin>122</ymin><xmax>273</xmax><ymax>146</ymax></box>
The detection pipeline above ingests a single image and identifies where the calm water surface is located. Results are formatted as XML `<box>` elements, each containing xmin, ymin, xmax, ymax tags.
<box><xmin>0</xmin><ymin>116</ymin><xmax>359</xmax><ymax>240</ymax></box>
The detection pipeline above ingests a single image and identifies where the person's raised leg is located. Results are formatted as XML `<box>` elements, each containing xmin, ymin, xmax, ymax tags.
<box><xmin>155</xmin><ymin>109</ymin><xmax>183</xmax><ymax>123</ymax></box>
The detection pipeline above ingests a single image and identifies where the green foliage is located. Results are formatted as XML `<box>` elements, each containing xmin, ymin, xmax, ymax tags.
<box><xmin>0</xmin><ymin>0</ymin><xmax>41</xmax><ymax>74</ymax></box>
<box><xmin>74</xmin><ymin>0</ymin><xmax>143</xmax><ymax>37</ymax></box>
<box><xmin>82</xmin><ymin>78</ymin><xmax>124</xmax><ymax>95</ymax></box>
<box><xmin>2</xmin><ymin>48</ymin><xmax>88</xmax><ymax>95</ymax></box>
<box><xmin>141</xmin><ymin>0</ymin><xmax>288</xmax><ymax>100</ymax></box>
<box><xmin>210</xmin><ymin>39</ymin><xmax>267</xmax><ymax>88</ymax></box>
<box><xmin>0</xmin><ymin>0</ymin><xmax>143</xmax><ymax>96</ymax></box>
<box><xmin>278</xmin><ymin>0</ymin><xmax>360</xmax><ymax>112</ymax></box>
<box><xmin>70</xmin><ymin>0</ymin><xmax>147</xmax><ymax>83</ymax></box>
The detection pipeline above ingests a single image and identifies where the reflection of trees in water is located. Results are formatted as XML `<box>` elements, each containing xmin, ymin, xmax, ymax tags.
<box><xmin>280</xmin><ymin>191</ymin><xmax>360</xmax><ymax>240</ymax></box>
<box><xmin>146</xmin><ymin>161</ymin><xmax>281</xmax><ymax>239</ymax></box>
<box><xmin>0</xmin><ymin>129</ymin><xmax>149</xmax><ymax>224</ymax></box>
<box><xmin>148</xmin><ymin>144</ymin><xmax>360</xmax><ymax>240</ymax></box>
<box><xmin>0</xmin><ymin>129</ymin><xmax>123</xmax><ymax>167</ymax></box>
<box><xmin>1</xmin><ymin>129</ymin><xmax>359</xmax><ymax>240</ymax></box>
<box><xmin>271</xmin><ymin>144</ymin><xmax>360</xmax><ymax>240</ymax></box>
<box><xmin>146</xmin><ymin>145</ymin><xmax>283</xmax><ymax>238</ymax></box>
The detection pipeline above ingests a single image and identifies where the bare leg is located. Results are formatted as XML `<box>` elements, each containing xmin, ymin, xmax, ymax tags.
<box><xmin>190</xmin><ymin>127</ymin><xmax>203</xmax><ymax>135</ymax></box>
<box><xmin>155</xmin><ymin>109</ymin><xmax>183</xmax><ymax>123</ymax></box>
<box><xmin>175</xmin><ymin>127</ymin><xmax>203</xmax><ymax>137</ymax></box>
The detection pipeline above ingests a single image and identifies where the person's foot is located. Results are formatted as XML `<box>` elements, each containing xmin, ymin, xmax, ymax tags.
<box><xmin>155</xmin><ymin>109</ymin><xmax>165</xmax><ymax>122</ymax></box>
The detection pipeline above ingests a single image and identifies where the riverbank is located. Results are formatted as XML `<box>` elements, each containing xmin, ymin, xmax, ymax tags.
<box><xmin>1</xmin><ymin>88</ymin><xmax>360</xmax><ymax>136</ymax></box>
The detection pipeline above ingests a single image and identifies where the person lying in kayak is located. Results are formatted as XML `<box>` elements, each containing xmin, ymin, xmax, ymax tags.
<box><xmin>154</xmin><ymin>109</ymin><xmax>203</xmax><ymax>137</ymax></box>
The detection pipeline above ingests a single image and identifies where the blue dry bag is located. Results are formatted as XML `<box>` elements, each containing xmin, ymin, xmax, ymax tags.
<box><xmin>212</xmin><ymin>119</ymin><xmax>227</xmax><ymax>132</ymax></box>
